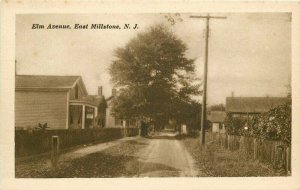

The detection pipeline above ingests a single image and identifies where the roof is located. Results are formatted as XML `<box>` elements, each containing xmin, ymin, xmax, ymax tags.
<box><xmin>208</xmin><ymin>111</ymin><xmax>226</xmax><ymax>123</ymax></box>
<box><xmin>226</xmin><ymin>97</ymin><xmax>288</xmax><ymax>113</ymax></box>
<box><xmin>82</xmin><ymin>95</ymin><xmax>107</xmax><ymax>107</ymax></box>
<box><xmin>16</xmin><ymin>75</ymin><xmax>80</xmax><ymax>89</ymax></box>
<box><xmin>15</xmin><ymin>75</ymin><xmax>88</xmax><ymax>95</ymax></box>
<box><xmin>70</xmin><ymin>95</ymin><xmax>107</xmax><ymax>108</ymax></box>
<box><xmin>106</xmin><ymin>96</ymin><xmax>114</xmax><ymax>102</ymax></box>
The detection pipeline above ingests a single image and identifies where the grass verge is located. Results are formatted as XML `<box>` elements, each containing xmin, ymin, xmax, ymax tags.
<box><xmin>16</xmin><ymin>139</ymin><xmax>148</xmax><ymax>178</ymax></box>
<box><xmin>181</xmin><ymin>137</ymin><xmax>283</xmax><ymax>177</ymax></box>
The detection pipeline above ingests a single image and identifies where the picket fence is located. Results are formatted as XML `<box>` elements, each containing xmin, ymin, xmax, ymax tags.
<box><xmin>210</xmin><ymin>133</ymin><xmax>291</xmax><ymax>174</ymax></box>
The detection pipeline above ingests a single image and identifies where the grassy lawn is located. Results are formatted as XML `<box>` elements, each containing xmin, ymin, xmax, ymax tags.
<box><xmin>181</xmin><ymin>137</ymin><xmax>282</xmax><ymax>177</ymax></box>
<box><xmin>16</xmin><ymin>139</ymin><xmax>148</xmax><ymax>178</ymax></box>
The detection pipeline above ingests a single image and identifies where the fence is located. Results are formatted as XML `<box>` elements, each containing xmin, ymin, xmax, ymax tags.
<box><xmin>15</xmin><ymin>127</ymin><xmax>139</xmax><ymax>158</ymax></box>
<box><xmin>210</xmin><ymin>132</ymin><xmax>291</xmax><ymax>174</ymax></box>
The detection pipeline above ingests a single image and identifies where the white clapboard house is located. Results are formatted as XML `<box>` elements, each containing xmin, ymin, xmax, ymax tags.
<box><xmin>15</xmin><ymin>75</ymin><xmax>106</xmax><ymax>130</ymax></box>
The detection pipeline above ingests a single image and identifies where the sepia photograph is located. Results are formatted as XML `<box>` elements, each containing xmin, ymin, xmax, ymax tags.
<box><xmin>13</xmin><ymin>12</ymin><xmax>292</xmax><ymax>178</ymax></box>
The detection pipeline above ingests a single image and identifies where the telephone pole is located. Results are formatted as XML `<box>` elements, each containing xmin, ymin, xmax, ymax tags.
<box><xmin>190</xmin><ymin>14</ymin><xmax>226</xmax><ymax>145</ymax></box>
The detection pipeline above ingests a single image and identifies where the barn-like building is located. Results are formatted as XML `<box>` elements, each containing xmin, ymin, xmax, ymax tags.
<box><xmin>225</xmin><ymin>97</ymin><xmax>288</xmax><ymax>118</ymax></box>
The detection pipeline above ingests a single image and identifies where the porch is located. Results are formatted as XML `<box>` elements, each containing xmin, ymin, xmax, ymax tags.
<box><xmin>69</xmin><ymin>100</ymin><xmax>98</xmax><ymax>129</ymax></box>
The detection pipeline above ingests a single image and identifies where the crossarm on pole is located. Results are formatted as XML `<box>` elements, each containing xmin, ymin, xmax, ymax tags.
<box><xmin>190</xmin><ymin>16</ymin><xmax>227</xmax><ymax>19</ymax></box>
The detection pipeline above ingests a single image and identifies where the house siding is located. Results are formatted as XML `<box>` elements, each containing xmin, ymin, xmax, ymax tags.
<box><xmin>105</xmin><ymin>100</ymin><xmax>126</xmax><ymax>128</ymax></box>
<box><xmin>15</xmin><ymin>91</ymin><xmax>68</xmax><ymax>129</ymax></box>
<box><xmin>69</xmin><ymin>84</ymin><xmax>85</xmax><ymax>100</ymax></box>
<box><xmin>105</xmin><ymin>102</ymin><xmax>118</xmax><ymax>127</ymax></box>
<box><xmin>105</xmin><ymin>98</ymin><xmax>137</xmax><ymax>128</ymax></box>
<box><xmin>212</xmin><ymin>122</ymin><xmax>226</xmax><ymax>133</ymax></box>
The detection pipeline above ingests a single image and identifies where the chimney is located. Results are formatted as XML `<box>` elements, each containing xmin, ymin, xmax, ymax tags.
<box><xmin>112</xmin><ymin>88</ymin><xmax>117</xmax><ymax>97</ymax></box>
<box><xmin>98</xmin><ymin>86</ymin><xmax>103</xmax><ymax>96</ymax></box>
<box><xmin>231</xmin><ymin>91</ymin><xmax>234</xmax><ymax>97</ymax></box>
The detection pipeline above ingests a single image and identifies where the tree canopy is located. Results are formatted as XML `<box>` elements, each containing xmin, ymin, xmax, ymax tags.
<box><xmin>109</xmin><ymin>24</ymin><xmax>201</xmax><ymax>127</ymax></box>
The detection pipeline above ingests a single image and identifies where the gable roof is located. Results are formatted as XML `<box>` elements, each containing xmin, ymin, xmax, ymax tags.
<box><xmin>208</xmin><ymin>111</ymin><xmax>226</xmax><ymax>123</ymax></box>
<box><xmin>82</xmin><ymin>95</ymin><xmax>107</xmax><ymax>107</ymax></box>
<box><xmin>15</xmin><ymin>75</ymin><xmax>87</xmax><ymax>94</ymax></box>
<box><xmin>106</xmin><ymin>95</ymin><xmax>114</xmax><ymax>102</ymax></box>
<box><xmin>226</xmin><ymin>97</ymin><xmax>288</xmax><ymax>113</ymax></box>
<box><xmin>69</xmin><ymin>96</ymin><xmax>107</xmax><ymax>108</ymax></box>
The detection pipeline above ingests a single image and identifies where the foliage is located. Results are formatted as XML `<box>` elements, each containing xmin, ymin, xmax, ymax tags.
<box><xmin>109</xmin><ymin>24</ymin><xmax>201</xmax><ymax>126</ymax></box>
<box><xmin>224</xmin><ymin>114</ymin><xmax>247</xmax><ymax>135</ymax></box>
<box><xmin>209</xmin><ymin>104</ymin><xmax>225</xmax><ymax>111</ymax></box>
<box><xmin>208</xmin><ymin>104</ymin><xmax>225</xmax><ymax>115</ymax></box>
<box><xmin>224</xmin><ymin>103</ymin><xmax>291</xmax><ymax>144</ymax></box>
<box><xmin>35</xmin><ymin>123</ymin><xmax>49</xmax><ymax>131</ymax></box>
<box><xmin>250</xmin><ymin>103</ymin><xmax>291</xmax><ymax>143</ymax></box>
<box><xmin>182</xmin><ymin>137</ymin><xmax>279</xmax><ymax>177</ymax></box>
<box><xmin>180</xmin><ymin>101</ymin><xmax>202</xmax><ymax>132</ymax></box>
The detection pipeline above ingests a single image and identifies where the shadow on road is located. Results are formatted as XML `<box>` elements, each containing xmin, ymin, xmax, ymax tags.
<box><xmin>135</xmin><ymin>161</ymin><xmax>180</xmax><ymax>177</ymax></box>
<box><xmin>147</xmin><ymin>135</ymin><xmax>177</xmax><ymax>140</ymax></box>
<box><xmin>146</xmin><ymin>131</ymin><xmax>183</xmax><ymax>140</ymax></box>
<box><xmin>126</xmin><ymin>140</ymin><xmax>149</xmax><ymax>146</ymax></box>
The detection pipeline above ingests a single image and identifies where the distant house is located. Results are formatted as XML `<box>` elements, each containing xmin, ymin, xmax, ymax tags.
<box><xmin>105</xmin><ymin>89</ymin><xmax>137</xmax><ymax>128</ymax></box>
<box><xmin>83</xmin><ymin>86</ymin><xmax>107</xmax><ymax>128</ymax></box>
<box><xmin>15</xmin><ymin>75</ymin><xmax>104</xmax><ymax>130</ymax></box>
<box><xmin>226</xmin><ymin>97</ymin><xmax>288</xmax><ymax>119</ymax></box>
<box><xmin>207</xmin><ymin>111</ymin><xmax>226</xmax><ymax>133</ymax></box>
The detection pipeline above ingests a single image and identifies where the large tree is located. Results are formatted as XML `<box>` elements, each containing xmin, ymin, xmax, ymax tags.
<box><xmin>109</xmin><ymin>24</ymin><xmax>201</xmax><ymax>127</ymax></box>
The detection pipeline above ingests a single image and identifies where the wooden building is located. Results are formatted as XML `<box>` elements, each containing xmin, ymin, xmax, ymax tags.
<box><xmin>207</xmin><ymin>111</ymin><xmax>226</xmax><ymax>133</ymax></box>
<box><xmin>226</xmin><ymin>97</ymin><xmax>288</xmax><ymax>118</ymax></box>
<box><xmin>80</xmin><ymin>86</ymin><xmax>107</xmax><ymax>128</ymax></box>
<box><xmin>105</xmin><ymin>89</ymin><xmax>137</xmax><ymax>128</ymax></box>
<box><xmin>15</xmin><ymin>75</ymin><xmax>105</xmax><ymax>130</ymax></box>
<box><xmin>225</xmin><ymin>96</ymin><xmax>288</xmax><ymax>130</ymax></box>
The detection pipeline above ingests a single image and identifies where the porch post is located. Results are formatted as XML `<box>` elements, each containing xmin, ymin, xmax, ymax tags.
<box><xmin>94</xmin><ymin>107</ymin><xmax>98</xmax><ymax>128</ymax></box>
<box><xmin>82</xmin><ymin>105</ymin><xmax>86</xmax><ymax>129</ymax></box>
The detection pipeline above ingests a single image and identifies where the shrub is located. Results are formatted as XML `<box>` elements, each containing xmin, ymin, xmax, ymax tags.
<box><xmin>224</xmin><ymin>114</ymin><xmax>247</xmax><ymax>136</ymax></box>
<box><xmin>225</xmin><ymin>103</ymin><xmax>291</xmax><ymax>144</ymax></box>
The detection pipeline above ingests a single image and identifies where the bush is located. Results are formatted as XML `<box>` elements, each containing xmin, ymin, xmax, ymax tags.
<box><xmin>224</xmin><ymin>114</ymin><xmax>247</xmax><ymax>136</ymax></box>
<box><xmin>251</xmin><ymin>103</ymin><xmax>291</xmax><ymax>143</ymax></box>
<box><xmin>225</xmin><ymin>103</ymin><xmax>291</xmax><ymax>144</ymax></box>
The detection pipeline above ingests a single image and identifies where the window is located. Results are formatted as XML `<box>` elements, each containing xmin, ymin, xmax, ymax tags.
<box><xmin>69</xmin><ymin>105</ymin><xmax>82</xmax><ymax>129</ymax></box>
<box><xmin>115</xmin><ymin>119</ymin><xmax>121</xmax><ymax>126</ymax></box>
<box><xmin>85</xmin><ymin>106</ymin><xmax>95</xmax><ymax>129</ymax></box>
<box><xmin>219</xmin><ymin>124</ymin><xmax>222</xmax><ymax>130</ymax></box>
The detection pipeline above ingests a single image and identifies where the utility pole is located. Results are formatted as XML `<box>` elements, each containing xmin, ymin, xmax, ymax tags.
<box><xmin>190</xmin><ymin>14</ymin><xmax>226</xmax><ymax>145</ymax></box>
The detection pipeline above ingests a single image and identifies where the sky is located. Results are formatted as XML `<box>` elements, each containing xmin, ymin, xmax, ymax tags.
<box><xmin>16</xmin><ymin>13</ymin><xmax>291</xmax><ymax>105</ymax></box>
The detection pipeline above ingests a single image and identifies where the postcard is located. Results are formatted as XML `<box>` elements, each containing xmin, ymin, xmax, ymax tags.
<box><xmin>1</xmin><ymin>1</ymin><xmax>300</xmax><ymax>190</ymax></box>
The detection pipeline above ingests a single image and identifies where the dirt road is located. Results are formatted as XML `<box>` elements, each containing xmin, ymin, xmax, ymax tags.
<box><xmin>16</xmin><ymin>132</ymin><xmax>201</xmax><ymax>177</ymax></box>
<box><xmin>136</xmin><ymin>133</ymin><xmax>199</xmax><ymax>177</ymax></box>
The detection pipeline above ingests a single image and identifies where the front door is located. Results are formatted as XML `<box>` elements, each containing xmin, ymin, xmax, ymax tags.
<box><xmin>85</xmin><ymin>106</ymin><xmax>95</xmax><ymax>129</ymax></box>
<box><xmin>69</xmin><ymin>105</ymin><xmax>82</xmax><ymax>129</ymax></box>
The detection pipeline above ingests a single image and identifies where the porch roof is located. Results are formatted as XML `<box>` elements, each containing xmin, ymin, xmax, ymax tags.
<box><xmin>69</xmin><ymin>100</ymin><xmax>97</xmax><ymax>108</ymax></box>
<box><xmin>70</xmin><ymin>95</ymin><xmax>106</xmax><ymax>108</ymax></box>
